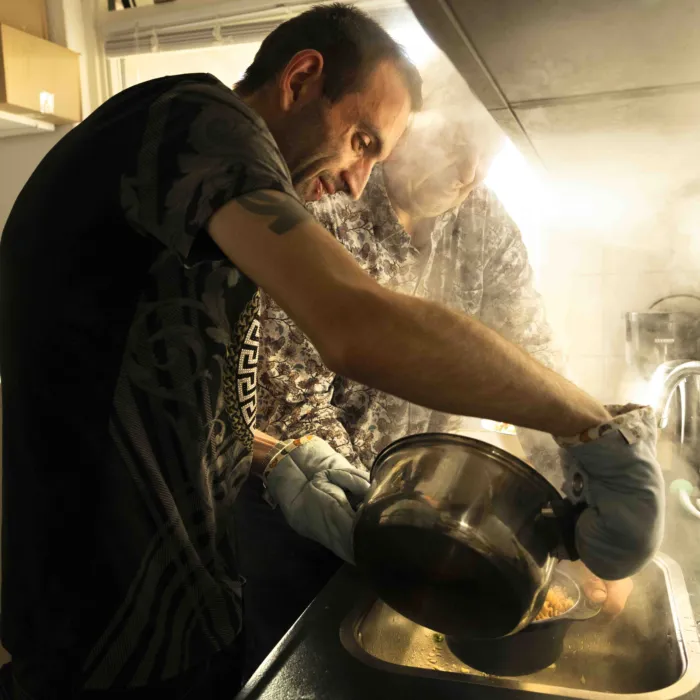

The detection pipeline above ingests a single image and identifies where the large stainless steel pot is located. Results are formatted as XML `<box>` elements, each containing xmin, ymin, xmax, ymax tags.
<box><xmin>353</xmin><ymin>433</ymin><xmax>581</xmax><ymax>639</ymax></box>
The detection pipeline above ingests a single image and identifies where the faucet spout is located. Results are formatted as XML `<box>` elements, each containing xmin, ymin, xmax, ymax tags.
<box><xmin>652</xmin><ymin>360</ymin><xmax>700</xmax><ymax>431</ymax></box>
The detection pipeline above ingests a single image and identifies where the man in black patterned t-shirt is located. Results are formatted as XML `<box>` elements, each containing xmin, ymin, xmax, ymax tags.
<box><xmin>0</xmin><ymin>6</ymin><xmax>420</xmax><ymax>698</ymax></box>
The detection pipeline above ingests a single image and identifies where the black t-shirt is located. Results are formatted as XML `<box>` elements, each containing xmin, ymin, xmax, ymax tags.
<box><xmin>0</xmin><ymin>74</ymin><xmax>298</xmax><ymax>694</ymax></box>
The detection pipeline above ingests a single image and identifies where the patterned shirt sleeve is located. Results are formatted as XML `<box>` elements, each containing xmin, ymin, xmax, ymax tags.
<box><xmin>474</xmin><ymin>190</ymin><xmax>566</xmax><ymax>485</ymax></box>
<box><xmin>256</xmin><ymin>193</ymin><xmax>366</xmax><ymax>470</ymax></box>
<box><xmin>121</xmin><ymin>77</ymin><xmax>299</xmax><ymax>264</ymax></box>
<box><xmin>477</xmin><ymin>190</ymin><xmax>562</xmax><ymax>371</ymax></box>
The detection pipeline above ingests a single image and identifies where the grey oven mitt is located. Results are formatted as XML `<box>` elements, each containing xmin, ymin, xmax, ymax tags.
<box><xmin>555</xmin><ymin>404</ymin><xmax>664</xmax><ymax>580</ymax></box>
<box><xmin>263</xmin><ymin>435</ymin><xmax>370</xmax><ymax>564</ymax></box>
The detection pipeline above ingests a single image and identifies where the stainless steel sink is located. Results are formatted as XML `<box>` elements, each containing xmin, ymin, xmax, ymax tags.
<box><xmin>340</xmin><ymin>555</ymin><xmax>700</xmax><ymax>699</ymax></box>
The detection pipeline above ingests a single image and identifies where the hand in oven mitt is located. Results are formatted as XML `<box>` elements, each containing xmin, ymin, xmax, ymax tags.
<box><xmin>263</xmin><ymin>435</ymin><xmax>370</xmax><ymax>564</ymax></box>
<box><xmin>555</xmin><ymin>404</ymin><xmax>664</xmax><ymax>581</ymax></box>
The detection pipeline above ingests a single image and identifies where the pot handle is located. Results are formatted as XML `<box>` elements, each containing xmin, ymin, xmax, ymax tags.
<box><xmin>543</xmin><ymin>498</ymin><xmax>586</xmax><ymax>561</ymax></box>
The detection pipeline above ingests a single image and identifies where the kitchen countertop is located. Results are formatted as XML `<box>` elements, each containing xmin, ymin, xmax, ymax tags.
<box><xmin>236</xmin><ymin>561</ymin><xmax>700</xmax><ymax>700</ymax></box>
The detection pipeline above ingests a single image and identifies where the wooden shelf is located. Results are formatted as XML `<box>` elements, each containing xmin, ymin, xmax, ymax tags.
<box><xmin>0</xmin><ymin>108</ymin><xmax>54</xmax><ymax>138</ymax></box>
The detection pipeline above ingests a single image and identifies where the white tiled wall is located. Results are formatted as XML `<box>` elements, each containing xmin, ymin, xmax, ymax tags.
<box><xmin>539</xmin><ymin>229</ymin><xmax>700</xmax><ymax>404</ymax></box>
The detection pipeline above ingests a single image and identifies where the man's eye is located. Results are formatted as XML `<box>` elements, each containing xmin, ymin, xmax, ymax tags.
<box><xmin>354</xmin><ymin>134</ymin><xmax>371</xmax><ymax>153</ymax></box>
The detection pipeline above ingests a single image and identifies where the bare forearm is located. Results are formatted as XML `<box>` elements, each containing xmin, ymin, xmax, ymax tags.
<box><xmin>339</xmin><ymin>290</ymin><xmax>610</xmax><ymax>437</ymax></box>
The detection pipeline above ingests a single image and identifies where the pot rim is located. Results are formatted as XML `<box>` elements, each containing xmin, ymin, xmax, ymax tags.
<box><xmin>370</xmin><ymin>432</ymin><xmax>560</xmax><ymax>501</ymax></box>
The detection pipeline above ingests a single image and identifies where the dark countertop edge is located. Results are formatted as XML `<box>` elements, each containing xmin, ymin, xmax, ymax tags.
<box><xmin>235</xmin><ymin>565</ymin><xmax>509</xmax><ymax>699</ymax></box>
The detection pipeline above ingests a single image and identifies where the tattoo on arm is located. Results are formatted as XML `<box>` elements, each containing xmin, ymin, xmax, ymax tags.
<box><xmin>237</xmin><ymin>191</ymin><xmax>311</xmax><ymax>235</ymax></box>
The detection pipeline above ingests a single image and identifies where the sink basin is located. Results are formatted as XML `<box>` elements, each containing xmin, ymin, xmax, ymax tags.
<box><xmin>340</xmin><ymin>555</ymin><xmax>700</xmax><ymax>699</ymax></box>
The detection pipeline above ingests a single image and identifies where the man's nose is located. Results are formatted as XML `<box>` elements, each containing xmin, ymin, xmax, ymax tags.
<box><xmin>343</xmin><ymin>158</ymin><xmax>375</xmax><ymax>200</ymax></box>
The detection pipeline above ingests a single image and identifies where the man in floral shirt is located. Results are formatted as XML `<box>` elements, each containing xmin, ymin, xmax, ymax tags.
<box><xmin>235</xmin><ymin>102</ymin><xmax>570</xmax><ymax>677</ymax></box>
<box><xmin>235</xmin><ymin>87</ymin><xmax>637</xmax><ymax>677</ymax></box>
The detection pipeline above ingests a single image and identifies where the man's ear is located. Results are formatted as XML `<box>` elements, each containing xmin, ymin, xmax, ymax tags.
<box><xmin>278</xmin><ymin>49</ymin><xmax>324</xmax><ymax>111</ymax></box>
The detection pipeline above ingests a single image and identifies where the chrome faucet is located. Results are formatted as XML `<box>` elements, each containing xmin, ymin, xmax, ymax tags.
<box><xmin>652</xmin><ymin>360</ymin><xmax>700</xmax><ymax>441</ymax></box>
<box><xmin>653</xmin><ymin>361</ymin><xmax>700</xmax><ymax>520</ymax></box>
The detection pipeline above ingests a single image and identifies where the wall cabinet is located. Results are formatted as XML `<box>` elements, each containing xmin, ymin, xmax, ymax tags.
<box><xmin>0</xmin><ymin>23</ymin><xmax>81</xmax><ymax>132</ymax></box>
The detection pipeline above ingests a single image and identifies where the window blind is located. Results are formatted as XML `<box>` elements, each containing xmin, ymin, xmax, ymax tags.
<box><xmin>99</xmin><ymin>0</ymin><xmax>412</xmax><ymax>57</ymax></box>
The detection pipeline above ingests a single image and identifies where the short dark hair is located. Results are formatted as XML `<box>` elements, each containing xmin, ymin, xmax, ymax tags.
<box><xmin>236</xmin><ymin>3</ymin><xmax>422</xmax><ymax>111</ymax></box>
